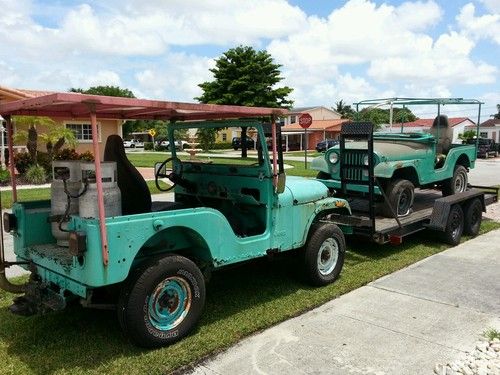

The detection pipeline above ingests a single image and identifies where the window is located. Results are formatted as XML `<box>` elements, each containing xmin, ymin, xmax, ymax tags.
<box><xmin>222</xmin><ymin>133</ymin><xmax>227</xmax><ymax>142</ymax></box>
<box><xmin>480</xmin><ymin>132</ymin><xmax>488</xmax><ymax>138</ymax></box>
<box><xmin>66</xmin><ymin>122</ymin><xmax>100</xmax><ymax>142</ymax></box>
<box><xmin>290</xmin><ymin>115</ymin><xmax>296</xmax><ymax>124</ymax></box>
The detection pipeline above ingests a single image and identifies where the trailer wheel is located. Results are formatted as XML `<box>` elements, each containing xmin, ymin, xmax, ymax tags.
<box><xmin>442</xmin><ymin>165</ymin><xmax>468</xmax><ymax>196</ymax></box>
<box><xmin>463</xmin><ymin>198</ymin><xmax>482</xmax><ymax>236</ymax></box>
<box><xmin>381</xmin><ymin>179</ymin><xmax>414</xmax><ymax>218</ymax></box>
<box><xmin>117</xmin><ymin>254</ymin><xmax>205</xmax><ymax>348</ymax></box>
<box><xmin>304</xmin><ymin>223</ymin><xmax>345</xmax><ymax>286</ymax></box>
<box><xmin>441</xmin><ymin>204</ymin><xmax>464</xmax><ymax>246</ymax></box>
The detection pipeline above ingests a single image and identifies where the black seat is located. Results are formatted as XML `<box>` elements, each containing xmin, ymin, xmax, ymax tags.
<box><xmin>104</xmin><ymin>135</ymin><xmax>152</xmax><ymax>215</ymax></box>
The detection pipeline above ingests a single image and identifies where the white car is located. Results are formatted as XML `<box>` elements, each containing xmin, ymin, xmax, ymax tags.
<box><xmin>160</xmin><ymin>140</ymin><xmax>188</xmax><ymax>150</ymax></box>
<box><xmin>123</xmin><ymin>140</ymin><xmax>136</xmax><ymax>148</ymax></box>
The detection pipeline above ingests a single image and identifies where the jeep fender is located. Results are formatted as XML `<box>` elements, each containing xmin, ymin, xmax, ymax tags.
<box><xmin>374</xmin><ymin>161</ymin><xmax>421</xmax><ymax>184</ymax></box>
<box><xmin>299</xmin><ymin>197</ymin><xmax>351</xmax><ymax>247</ymax></box>
<box><xmin>311</xmin><ymin>155</ymin><xmax>329</xmax><ymax>174</ymax></box>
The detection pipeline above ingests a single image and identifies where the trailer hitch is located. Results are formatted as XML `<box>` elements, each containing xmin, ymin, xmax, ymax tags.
<box><xmin>9</xmin><ymin>277</ymin><xmax>66</xmax><ymax>316</ymax></box>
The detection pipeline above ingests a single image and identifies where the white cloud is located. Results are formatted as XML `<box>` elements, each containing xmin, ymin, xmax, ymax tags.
<box><xmin>456</xmin><ymin>3</ymin><xmax>500</xmax><ymax>45</ymax></box>
<box><xmin>135</xmin><ymin>53</ymin><xmax>215</xmax><ymax>101</ymax></box>
<box><xmin>479</xmin><ymin>0</ymin><xmax>500</xmax><ymax>13</ymax></box>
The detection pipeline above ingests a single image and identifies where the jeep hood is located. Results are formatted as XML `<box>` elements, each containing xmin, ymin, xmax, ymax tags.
<box><xmin>281</xmin><ymin>176</ymin><xmax>328</xmax><ymax>205</ymax></box>
<box><xmin>331</xmin><ymin>140</ymin><xmax>431</xmax><ymax>160</ymax></box>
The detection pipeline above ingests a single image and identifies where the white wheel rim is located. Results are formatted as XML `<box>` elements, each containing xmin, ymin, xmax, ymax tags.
<box><xmin>317</xmin><ymin>238</ymin><xmax>339</xmax><ymax>276</ymax></box>
<box><xmin>454</xmin><ymin>171</ymin><xmax>467</xmax><ymax>193</ymax></box>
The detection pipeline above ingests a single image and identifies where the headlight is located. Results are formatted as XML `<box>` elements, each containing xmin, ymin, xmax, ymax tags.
<box><xmin>328</xmin><ymin>152</ymin><xmax>339</xmax><ymax>164</ymax></box>
<box><xmin>363</xmin><ymin>155</ymin><xmax>369</xmax><ymax>166</ymax></box>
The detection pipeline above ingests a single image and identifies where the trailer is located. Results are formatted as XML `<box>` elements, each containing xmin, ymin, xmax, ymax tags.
<box><xmin>317</xmin><ymin>120</ymin><xmax>498</xmax><ymax>246</ymax></box>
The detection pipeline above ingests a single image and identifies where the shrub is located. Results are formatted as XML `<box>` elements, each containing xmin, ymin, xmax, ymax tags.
<box><xmin>0</xmin><ymin>168</ymin><xmax>10</xmax><ymax>184</ymax></box>
<box><xmin>25</xmin><ymin>164</ymin><xmax>47</xmax><ymax>185</ymax></box>
<box><xmin>144</xmin><ymin>142</ymin><xmax>154</xmax><ymax>151</ymax></box>
<box><xmin>54</xmin><ymin>148</ymin><xmax>80</xmax><ymax>160</ymax></box>
<box><xmin>14</xmin><ymin>152</ymin><xmax>33</xmax><ymax>175</ymax></box>
<box><xmin>78</xmin><ymin>151</ymin><xmax>95</xmax><ymax>161</ymax></box>
<box><xmin>212</xmin><ymin>142</ymin><xmax>233</xmax><ymax>150</ymax></box>
<box><xmin>37</xmin><ymin>152</ymin><xmax>52</xmax><ymax>175</ymax></box>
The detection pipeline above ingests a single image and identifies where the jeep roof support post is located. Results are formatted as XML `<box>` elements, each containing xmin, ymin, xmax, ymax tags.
<box><xmin>476</xmin><ymin>103</ymin><xmax>482</xmax><ymax>156</ymax></box>
<box><xmin>0</xmin><ymin>115</ymin><xmax>26</xmax><ymax>293</ymax></box>
<box><xmin>89</xmin><ymin>110</ymin><xmax>109</xmax><ymax>266</ymax></box>
<box><xmin>271</xmin><ymin>115</ymin><xmax>278</xmax><ymax>188</ymax></box>
<box><xmin>5</xmin><ymin>116</ymin><xmax>17</xmax><ymax>202</ymax></box>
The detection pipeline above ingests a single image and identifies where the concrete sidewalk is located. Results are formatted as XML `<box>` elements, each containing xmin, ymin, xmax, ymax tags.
<box><xmin>189</xmin><ymin>229</ymin><xmax>500</xmax><ymax>375</ymax></box>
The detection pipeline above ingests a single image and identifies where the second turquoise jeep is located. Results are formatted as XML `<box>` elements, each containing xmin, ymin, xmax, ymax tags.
<box><xmin>312</xmin><ymin>98</ymin><xmax>483</xmax><ymax>217</ymax></box>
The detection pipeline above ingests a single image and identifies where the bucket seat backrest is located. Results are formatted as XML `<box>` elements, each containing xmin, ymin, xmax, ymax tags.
<box><xmin>429</xmin><ymin>115</ymin><xmax>453</xmax><ymax>154</ymax></box>
<box><xmin>103</xmin><ymin>135</ymin><xmax>152</xmax><ymax>214</ymax></box>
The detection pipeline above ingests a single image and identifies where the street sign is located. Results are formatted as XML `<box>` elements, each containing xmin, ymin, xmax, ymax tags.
<box><xmin>149</xmin><ymin>129</ymin><xmax>156</xmax><ymax>137</ymax></box>
<box><xmin>299</xmin><ymin>113</ymin><xmax>312</xmax><ymax>129</ymax></box>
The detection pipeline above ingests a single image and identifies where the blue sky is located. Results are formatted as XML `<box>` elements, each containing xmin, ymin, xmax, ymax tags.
<box><xmin>0</xmin><ymin>0</ymin><xmax>499</xmax><ymax>120</ymax></box>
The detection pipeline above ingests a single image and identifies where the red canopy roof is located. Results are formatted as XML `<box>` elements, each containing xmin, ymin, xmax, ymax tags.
<box><xmin>0</xmin><ymin>92</ymin><xmax>288</xmax><ymax>121</ymax></box>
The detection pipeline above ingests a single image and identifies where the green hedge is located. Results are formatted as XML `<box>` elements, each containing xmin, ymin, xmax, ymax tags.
<box><xmin>144</xmin><ymin>142</ymin><xmax>154</xmax><ymax>150</ymax></box>
<box><xmin>212</xmin><ymin>142</ymin><xmax>233</xmax><ymax>150</ymax></box>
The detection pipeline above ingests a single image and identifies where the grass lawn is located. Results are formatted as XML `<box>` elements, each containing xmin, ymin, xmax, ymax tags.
<box><xmin>284</xmin><ymin>150</ymin><xmax>321</xmax><ymax>157</ymax></box>
<box><xmin>0</xmin><ymin>181</ymin><xmax>169</xmax><ymax>210</ymax></box>
<box><xmin>0</xmin><ymin>220</ymin><xmax>498</xmax><ymax>375</ymax></box>
<box><xmin>127</xmin><ymin>152</ymin><xmax>318</xmax><ymax>178</ymax></box>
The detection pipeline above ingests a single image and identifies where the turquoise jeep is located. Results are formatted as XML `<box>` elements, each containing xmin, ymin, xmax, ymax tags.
<box><xmin>312</xmin><ymin>98</ymin><xmax>482</xmax><ymax>217</ymax></box>
<box><xmin>4</xmin><ymin>119</ymin><xmax>351</xmax><ymax>348</ymax></box>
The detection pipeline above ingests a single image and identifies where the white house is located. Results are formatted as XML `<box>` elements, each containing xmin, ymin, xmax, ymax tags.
<box><xmin>465</xmin><ymin>119</ymin><xmax>500</xmax><ymax>142</ymax></box>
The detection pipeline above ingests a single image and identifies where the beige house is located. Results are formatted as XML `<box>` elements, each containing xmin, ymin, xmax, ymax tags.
<box><xmin>0</xmin><ymin>85</ymin><xmax>123</xmax><ymax>158</ymax></box>
<box><xmin>283</xmin><ymin>106</ymin><xmax>341</xmax><ymax>126</ymax></box>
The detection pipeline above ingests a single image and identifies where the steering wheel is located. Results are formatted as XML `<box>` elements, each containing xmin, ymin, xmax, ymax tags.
<box><xmin>155</xmin><ymin>157</ymin><xmax>183</xmax><ymax>192</ymax></box>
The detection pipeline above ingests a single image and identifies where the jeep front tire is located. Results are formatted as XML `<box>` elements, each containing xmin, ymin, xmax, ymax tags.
<box><xmin>381</xmin><ymin>179</ymin><xmax>415</xmax><ymax>218</ymax></box>
<box><xmin>304</xmin><ymin>223</ymin><xmax>345</xmax><ymax>286</ymax></box>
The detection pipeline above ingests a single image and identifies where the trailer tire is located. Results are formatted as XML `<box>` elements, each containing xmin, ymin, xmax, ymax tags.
<box><xmin>442</xmin><ymin>165</ymin><xmax>468</xmax><ymax>196</ymax></box>
<box><xmin>304</xmin><ymin>223</ymin><xmax>345</xmax><ymax>286</ymax></box>
<box><xmin>381</xmin><ymin>179</ymin><xmax>414</xmax><ymax>218</ymax></box>
<box><xmin>463</xmin><ymin>198</ymin><xmax>482</xmax><ymax>236</ymax></box>
<box><xmin>117</xmin><ymin>254</ymin><xmax>205</xmax><ymax>348</ymax></box>
<box><xmin>441</xmin><ymin>204</ymin><xmax>464</xmax><ymax>246</ymax></box>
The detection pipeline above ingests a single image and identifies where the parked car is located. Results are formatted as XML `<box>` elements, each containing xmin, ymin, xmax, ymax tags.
<box><xmin>160</xmin><ymin>140</ymin><xmax>189</xmax><ymax>150</ymax></box>
<box><xmin>123</xmin><ymin>139</ymin><xmax>136</xmax><ymax>148</ymax></box>
<box><xmin>316</xmin><ymin>139</ymin><xmax>339</xmax><ymax>152</ymax></box>
<box><xmin>232</xmin><ymin>137</ymin><xmax>255</xmax><ymax>150</ymax></box>
<box><xmin>124</xmin><ymin>139</ymin><xmax>144</xmax><ymax>148</ymax></box>
<box><xmin>467</xmin><ymin>138</ymin><xmax>498</xmax><ymax>158</ymax></box>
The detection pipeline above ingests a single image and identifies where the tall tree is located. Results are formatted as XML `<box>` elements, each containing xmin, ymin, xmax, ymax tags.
<box><xmin>197</xmin><ymin>46</ymin><xmax>293</xmax><ymax>156</ymax></box>
<box><xmin>69</xmin><ymin>85</ymin><xmax>135</xmax><ymax>98</ymax></box>
<box><xmin>494</xmin><ymin>104</ymin><xmax>500</xmax><ymax>120</ymax></box>
<box><xmin>334</xmin><ymin>100</ymin><xmax>355</xmax><ymax>119</ymax></box>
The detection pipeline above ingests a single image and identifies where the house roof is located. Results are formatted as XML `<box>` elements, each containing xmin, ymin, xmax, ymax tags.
<box><xmin>0</xmin><ymin>91</ymin><xmax>288</xmax><ymax>121</ymax></box>
<box><xmin>397</xmin><ymin>117</ymin><xmax>473</xmax><ymax>128</ymax></box>
<box><xmin>479</xmin><ymin>119</ymin><xmax>500</xmax><ymax>127</ymax></box>
<box><xmin>0</xmin><ymin>85</ymin><xmax>55</xmax><ymax>101</ymax></box>
<box><xmin>288</xmin><ymin>106</ymin><xmax>340</xmax><ymax>116</ymax></box>
<box><xmin>283</xmin><ymin>119</ymin><xmax>347</xmax><ymax>132</ymax></box>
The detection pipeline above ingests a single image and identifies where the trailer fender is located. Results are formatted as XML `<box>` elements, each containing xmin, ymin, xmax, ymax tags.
<box><xmin>426</xmin><ymin>189</ymin><xmax>485</xmax><ymax>231</ymax></box>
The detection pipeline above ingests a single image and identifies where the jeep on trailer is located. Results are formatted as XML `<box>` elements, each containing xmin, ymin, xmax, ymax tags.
<box><xmin>0</xmin><ymin>93</ymin><xmax>351</xmax><ymax>348</ymax></box>
<box><xmin>312</xmin><ymin>98</ymin><xmax>483</xmax><ymax>217</ymax></box>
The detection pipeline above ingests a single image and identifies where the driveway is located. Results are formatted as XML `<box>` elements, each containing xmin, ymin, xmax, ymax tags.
<box><xmin>189</xmin><ymin>229</ymin><xmax>500</xmax><ymax>374</ymax></box>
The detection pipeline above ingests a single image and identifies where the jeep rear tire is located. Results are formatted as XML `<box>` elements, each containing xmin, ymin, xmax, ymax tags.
<box><xmin>304</xmin><ymin>223</ymin><xmax>345</xmax><ymax>286</ymax></box>
<box><xmin>442</xmin><ymin>165</ymin><xmax>468</xmax><ymax>196</ymax></box>
<box><xmin>381</xmin><ymin>179</ymin><xmax>415</xmax><ymax>218</ymax></box>
<box><xmin>117</xmin><ymin>254</ymin><xmax>205</xmax><ymax>348</ymax></box>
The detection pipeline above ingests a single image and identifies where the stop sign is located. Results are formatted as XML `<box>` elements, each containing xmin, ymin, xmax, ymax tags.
<box><xmin>299</xmin><ymin>113</ymin><xmax>313</xmax><ymax>129</ymax></box>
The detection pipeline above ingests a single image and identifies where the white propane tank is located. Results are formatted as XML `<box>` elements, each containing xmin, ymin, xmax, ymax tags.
<box><xmin>51</xmin><ymin>160</ymin><xmax>82</xmax><ymax>246</ymax></box>
<box><xmin>79</xmin><ymin>161</ymin><xmax>122</xmax><ymax>219</ymax></box>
